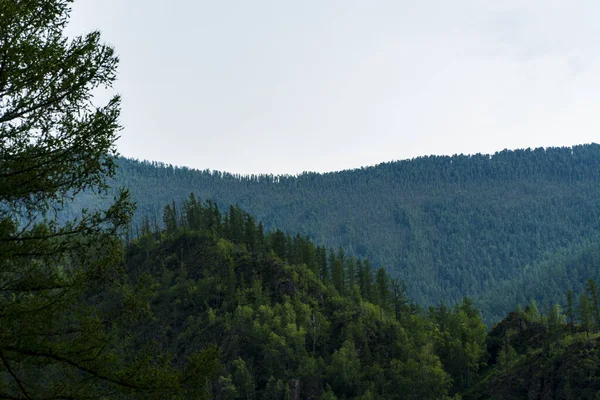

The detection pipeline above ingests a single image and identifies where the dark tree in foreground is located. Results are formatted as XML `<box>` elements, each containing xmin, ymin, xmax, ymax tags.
<box><xmin>0</xmin><ymin>1</ymin><xmax>218</xmax><ymax>398</ymax></box>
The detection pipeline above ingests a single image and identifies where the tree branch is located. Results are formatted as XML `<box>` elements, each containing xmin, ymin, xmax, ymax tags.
<box><xmin>0</xmin><ymin>350</ymin><xmax>33</xmax><ymax>400</ymax></box>
<box><xmin>3</xmin><ymin>345</ymin><xmax>150</xmax><ymax>390</ymax></box>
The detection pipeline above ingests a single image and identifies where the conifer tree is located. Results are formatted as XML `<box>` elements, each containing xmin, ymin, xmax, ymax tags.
<box><xmin>163</xmin><ymin>201</ymin><xmax>178</xmax><ymax>233</ymax></box>
<box><xmin>579</xmin><ymin>291</ymin><xmax>592</xmax><ymax>334</ymax></box>
<box><xmin>346</xmin><ymin>257</ymin><xmax>356</xmax><ymax>291</ymax></box>
<box><xmin>525</xmin><ymin>299</ymin><xmax>540</xmax><ymax>321</ymax></box>
<box><xmin>332</xmin><ymin>248</ymin><xmax>346</xmax><ymax>294</ymax></box>
<box><xmin>548</xmin><ymin>303</ymin><xmax>563</xmax><ymax>344</ymax></box>
<box><xmin>375</xmin><ymin>267</ymin><xmax>390</xmax><ymax>309</ymax></box>
<box><xmin>317</xmin><ymin>246</ymin><xmax>329</xmax><ymax>282</ymax></box>
<box><xmin>585</xmin><ymin>279</ymin><xmax>600</xmax><ymax>332</ymax></box>
<box><xmin>390</xmin><ymin>278</ymin><xmax>410</xmax><ymax>320</ymax></box>
<box><xmin>0</xmin><ymin>1</ymin><xmax>218</xmax><ymax>396</ymax></box>
<box><xmin>566</xmin><ymin>289</ymin><xmax>575</xmax><ymax>331</ymax></box>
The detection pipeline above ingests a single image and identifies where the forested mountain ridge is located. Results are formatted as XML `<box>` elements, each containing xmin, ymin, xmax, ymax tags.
<box><xmin>6</xmin><ymin>2</ymin><xmax>600</xmax><ymax>397</ymax></box>
<box><xmin>122</xmin><ymin>198</ymin><xmax>600</xmax><ymax>399</ymax></box>
<box><xmin>68</xmin><ymin>143</ymin><xmax>600</xmax><ymax>321</ymax></box>
<box><xmin>124</xmin><ymin>197</ymin><xmax>478</xmax><ymax>399</ymax></box>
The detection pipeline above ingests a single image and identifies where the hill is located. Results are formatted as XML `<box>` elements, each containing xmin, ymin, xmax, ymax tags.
<box><xmin>124</xmin><ymin>198</ymin><xmax>485</xmax><ymax>399</ymax></box>
<box><xmin>466</xmin><ymin>309</ymin><xmax>600</xmax><ymax>400</ymax></box>
<box><xmin>123</xmin><ymin>199</ymin><xmax>600</xmax><ymax>399</ymax></box>
<box><xmin>72</xmin><ymin>143</ymin><xmax>600</xmax><ymax>320</ymax></box>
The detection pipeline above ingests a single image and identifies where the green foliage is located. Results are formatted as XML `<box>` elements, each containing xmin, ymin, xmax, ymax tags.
<box><xmin>430</xmin><ymin>299</ymin><xmax>488</xmax><ymax>391</ymax></box>
<box><xmin>468</xmin><ymin>284</ymin><xmax>600</xmax><ymax>400</ymax></box>
<box><xmin>579</xmin><ymin>291</ymin><xmax>593</xmax><ymax>334</ymax></box>
<box><xmin>389</xmin><ymin>343</ymin><xmax>451</xmax><ymax>400</ymax></box>
<box><xmin>566</xmin><ymin>289</ymin><xmax>575</xmax><ymax>330</ymax></box>
<box><xmin>65</xmin><ymin>144</ymin><xmax>600</xmax><ymax>321</ymax></box>
<box><xmin>586</xmin><ymin>278</ymin><xmax>600</xmax><ymax>332</ymax></box>
<box><xmin>328</xmin><ymin>340</ymin><xmax>361</xmax><ymax>395</ymax></box>
<box><xmin>121</xmin><ymin>197</ymin><xmax>600</xmax><ymax>398</ymax></box>
<box><xmin>7</xmin><ymin>2</ymin><xmax>600</xmax><ymax>399</ymax></box>
<box><xmin>0</xmin><ymin>1</ymin><xmax>219</xmax><ymax>397</ymax></box>
<box><xmin>123</xmin><ymin>199</ymin><xmax>493</xmax><ymax>398</ymax></box>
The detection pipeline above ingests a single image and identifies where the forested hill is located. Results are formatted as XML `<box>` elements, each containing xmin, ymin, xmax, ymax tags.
<box><xmin>74</xmin><ymin>143</ymin><xmax>600</xmax><ymax>320</ymax></box>
<box><xmin>123</xmin><ymin>198</ymin><xmax>600</xmax><ymax>399</ymax></box>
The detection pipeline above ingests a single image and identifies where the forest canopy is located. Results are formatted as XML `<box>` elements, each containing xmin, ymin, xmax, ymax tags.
<box><xmin>3</xmin><ymin>1</ymin><xmax>600</xmax><ymax>398</ymax></box>
<box><xmin>66</xmin><ymin>144</ymin><xmax>600</xmax><ymax>322</ymax></box>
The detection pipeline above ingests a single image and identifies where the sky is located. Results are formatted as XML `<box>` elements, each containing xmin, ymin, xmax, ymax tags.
<box><xmin>66</xmin><ymin>0</ymin><xmax>600</xmax><ymax>175</ymax></box>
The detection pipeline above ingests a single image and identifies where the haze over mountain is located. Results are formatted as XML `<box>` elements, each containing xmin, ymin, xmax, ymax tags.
<box><xmin>70</xmin><ymin>143</ymin><xmax>600</xmax><ymax>322</ymax></box>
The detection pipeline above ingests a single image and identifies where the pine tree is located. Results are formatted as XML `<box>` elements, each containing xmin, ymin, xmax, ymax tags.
<box><xmin>525</xmin><ymin>299</ymin><xmax>540</xmax><ymax>321</ymax></box>
<box><xmin>244</xmin><ymin>214</ymin><xmax>258</xmax><ymax>252</ymax></box>
<box><xmin>346</xmin><ymin>257</ymin><xmax>356</xmax><ymax>291</ymax></box>
<box><xmin>548</xmin><ymin>303</ymin><xmax>563</xmax><ymax>344</ymax></box>
<box><xmin>585</xmin><ymin>279</ymin><xmax>600</xmax><ymax>332</ymax></box>
<box><xmin>270</xmin><ymin>229</ymin><xmax>288</xmax><ymax>260</ymax></box>
<box><xmin>566</xmin><ymin>289</ymin><xmax>575</xmax><ymax>332</ymax></box>
<box><xmin>184</xmin><ymin>192</ymin><xmax>202</xmax><ymax>230</ymax></box>
<box><xmin>163</xmin><ymin>201</ymin><xmax>178</xmax><ymax>234</ymax></box>
<box><xmin>317</xmin><ymin>246</ymin><xmax>329</xmax><ymax>283</ymax></box>
<box><xmin>390</xmin><ymin>278</ymin><xmax>410</xmax><ymax>320</ymax></box>
<box><xmin>579</xmin><ymin>291</ymin><xmax>592</xmax><ymax>334</ymax></box>
<box><xmin>375</xmin><ymin>267</ymin><xmax>390</xmax><ymax>309</ymax></box>
<box><xmin>0</xmin><ymin>1</ymin><xmax>219</xmax><ymax>396</ymax></box>
<box><xmin>357</xmin><ymin>259</ymin><xmax>375</xmax><ymax>302</ymax></box>
<box><xmin>332</xmin><ymin>248</ymin><xmax>346</xmax><ymax>294</ymax></box>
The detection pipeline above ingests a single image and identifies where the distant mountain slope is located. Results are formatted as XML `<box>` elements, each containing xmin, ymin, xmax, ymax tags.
<box><xmin>72</xmin><ymin>143</ymin><xmax>600</xmax><ymax>319</ymax></box>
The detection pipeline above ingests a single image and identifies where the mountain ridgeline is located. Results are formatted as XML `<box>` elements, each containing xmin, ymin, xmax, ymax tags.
<box><xmin>76</xmin><ymin>143</ymin><xmax>600</xmax><ymax>321</ymax></box>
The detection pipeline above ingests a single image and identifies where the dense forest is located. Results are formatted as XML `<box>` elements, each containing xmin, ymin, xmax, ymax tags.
<box><xmin>111</xmin><ymin>198</ymin><xmax>600</xmax><ymax>398</ymax></box>
<box><xmin>4</xmin><ymin>1</ymin><xmax>600</xmax><ymax>398</ymax></box>
<box><xmin>68</xmin><ymin>144</ymin><xmax>600</xmax><ymax>321</ymax></box>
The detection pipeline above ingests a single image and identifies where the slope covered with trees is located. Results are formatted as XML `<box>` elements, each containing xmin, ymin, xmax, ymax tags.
<box><xmin>468</xmin><ymin>286</ymin><xmax>600</xmax><ymax>400</ymax></box>
<box><xmin>124</xmin><ymin>197</ymin><xmax>488</xmax><ymax>399</ymax></box>
<box><xmin>73</xmin><ymin>144</ymin><xmax>600</xmax><ymax>320</ymax></box>
<box><xmin>8</xmin><ymin>1</ymin><xmax>600</xmax><ymax>397</ymax></box>
<box><xmin>121</xmin><ymin>197</ymin><xmax>600</xmax><ymax>399</ymax></box>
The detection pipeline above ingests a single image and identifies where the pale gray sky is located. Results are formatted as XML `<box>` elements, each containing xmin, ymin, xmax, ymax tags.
<box><xmin>67</xmin><ymin>1</ymin><xmax>600</xmax><ymax>175</ymax></box>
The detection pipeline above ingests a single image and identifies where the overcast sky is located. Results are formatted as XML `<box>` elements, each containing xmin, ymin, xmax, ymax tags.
<box><xmin>66</xmin><ymin>1</ymin><xmax>600</xmax><ymax>175</ymax></box>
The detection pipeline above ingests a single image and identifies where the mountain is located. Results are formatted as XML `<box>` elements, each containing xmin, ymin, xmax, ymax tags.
<box><xmin>123</xmin><ymin>199</ymin><xmax>600</xmax><ymax>399</ymax></box>
<box><xmin>124</xmin><ymin>198</ymin><xmax>485</xmax><ymax>399</ymax></box>
<box><xmin>72</xmin><ymin>143</ymin><xmax>600</xmax><ymax>321</ymax></box>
